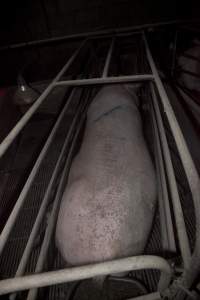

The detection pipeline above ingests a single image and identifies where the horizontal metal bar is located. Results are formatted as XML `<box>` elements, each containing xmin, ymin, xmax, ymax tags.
<box><xmin>0</xmin><ymin>89</ymin><xmax>76</xmax><ymax>257</ymax></box>
<box><xmin>143</xmin><ymin>33</ymin><xmax>200</xmax><ymax>287</ymax></box>
<box><xmin>150</xmin><ymin>83</ymin><xmax>191</xmax><ymax>267</ymax></box>
<box><xmin>0</xmin><ymin>19</ymin><xmax>196</xmax><ymax>51</ymax></box>
<box><xmin>54</xmin><ymin>74</ymin><xmax>154</xmax><ymax>87</ymax></box>
<box><xmin>126</xmin><ymin>291</ymin><xmax>161</xmax><ymax>300</ymax></box>
<box><xmin>0</xmin><ymin>40</ymin><xmax>86</xmax><ymax>159</ymax></box>
<box><xmin>89</xmin><ymin>31</ymin><xmax>141</xmax><ymax>40</ymax></box>
<box><xmin>102</xmin><ymin>37</ymin><xmax>115</xmax><ymax>77</ymax></box>
<box><xmin>0</xmin><ymin>255</ymin><xmax>172</xmax><ymax>295</ymax></box>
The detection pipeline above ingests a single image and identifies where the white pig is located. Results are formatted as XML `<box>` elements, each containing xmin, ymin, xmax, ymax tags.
<box><xmin>56</xmin><ymin>85</ymin><xmax>157</xmax><ymax>267</ymax></box>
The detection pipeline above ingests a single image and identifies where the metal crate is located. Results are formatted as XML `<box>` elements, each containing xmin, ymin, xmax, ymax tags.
<box><xmin>0</xmin><ymin>24</ymin><xmax>199</xmax><ymax>300</ymax></box>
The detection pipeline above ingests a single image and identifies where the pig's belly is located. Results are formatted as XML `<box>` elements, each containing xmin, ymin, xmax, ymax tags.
<box><xmin>56</xmin><ymin>101</ymin><xmax>156</xmax><ymax>266</ymax></box>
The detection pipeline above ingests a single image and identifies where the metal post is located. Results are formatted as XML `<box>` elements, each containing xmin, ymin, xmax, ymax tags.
<box><xmin>0</xmin><ymin>255</ymin><xmax>172</xmax><ymax>296</ymax></box>
<box><xmin>102</xmin><ymin>37</ymin><xmax>115</xmax><ymax>77</ymax></box>
<box><xmin>150</xmin><ymin>84</ymin><xmax>191</xmax><ymax>268</ymax></box>
<box><xmin>143</xmin><ymin>33</ymin><xmax>200</xmax><ymax>287</ymax></box>
<box><xmin>0</xmin><ymin>89</ymin><xmax>75</xmax><ymax>256</ymax></box>
<box><xmin>0</xmin><ymin>40</ymin><xmax>86</xmax><ymax>158</ymax></box>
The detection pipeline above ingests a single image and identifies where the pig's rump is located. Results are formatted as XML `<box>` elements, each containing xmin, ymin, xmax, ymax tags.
<box><xmin>56</xmin><ymin>85</ymin><xmax>157</xmax><ymax>266</ymax></box>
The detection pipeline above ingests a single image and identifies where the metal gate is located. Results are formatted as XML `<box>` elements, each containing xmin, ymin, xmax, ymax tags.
<box><xmin>0</xmin><ymin>26</ymin><xmax>199</xmax><ymax>300</ymax></box>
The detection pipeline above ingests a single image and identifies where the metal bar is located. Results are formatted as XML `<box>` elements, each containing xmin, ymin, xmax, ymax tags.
<box><xmin>143</xmin><ymin>33</ymin><xmax>200</xmax><ymax>287</ymax></box>
<box><xmin>151</xmin><ymin>99</ymin><xmax>176</xmax><ymax>253</ymax></box>
<box><xmin>54</xmin><ymin>74</ymin><xmax>154</xmax><ymax>87</ymax></box>
<box><xmin>179</xmin><ymin>68</ymin><xmax>200</xmax><ymax>78</ymax></box>
<box><xmin>155</xmin><ymin>157</ymin><xmax>168</xmax><ymax>249</ymax></box>
<box><xmin>0</xmin><ymin>89</ymin><xmax>76</xmax><ymax>257</ymax></box>
<box><xmin>150</xmin><ymin>84</ymin><xmax>191</xmax><ymax>268</ymax></box>
<box><xmin>0</xmin><ymin>39</ymin><xmax>86</xmax><ymax>159</ymax></box>
<box><xmin>126</xmin><ymin>291</ymin><xmax>161</xmax><ymax>300</ymax></box>
<box><xmin>0</xmin><ymin>19</ymin><xmax>196</xmax><ymax>51</ymax></box>
<box><xmin>182</xmin><ymin>53</ymin><xmax>200</xmax><ymax>63</ymax></box>
<box><xmin>10</xmin><ymin>91</ymin><xmax>86</xmax><ymax>300</ymax></box>
<box><xmin>89</xmin><ymin>31</ymin><xmax>141</xmax><ymax>40</ymax></box>
<box><xmin>0</xmin><ymin>255</ymin><xmax>172</xmax><ymax>295</ymax></box>
<box><xmin>27</xmin><ymin>113</ymin><xmax>86</xmax><ymax>300</ymax></box>
<box><xmin>102</xmin><ymin>37</ymin><xmax>115</xmax><ymax>77</ymax></box>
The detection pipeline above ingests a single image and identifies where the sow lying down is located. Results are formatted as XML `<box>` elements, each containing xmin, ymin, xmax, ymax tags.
<box><xmin>56</xmin><ymin>85</ymin><xmax>157</xmax><ymax>268</ymax></box>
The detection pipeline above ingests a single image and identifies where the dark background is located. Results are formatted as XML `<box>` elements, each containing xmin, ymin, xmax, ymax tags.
<box><xmin>0</xmin><ymin>0</ymin><xmax>199</xmax><ymax>85</ymax></box>
<box><xmin>0</xmin><ymin>0</ymin><xmax>199</xmax><ymax>46</ymax></box>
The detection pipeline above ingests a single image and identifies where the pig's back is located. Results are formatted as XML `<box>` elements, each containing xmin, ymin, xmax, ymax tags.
<box><xmin>56</xmin><ymin>86</ymin><xmax>156</xmax><ymax>265</ymax></box>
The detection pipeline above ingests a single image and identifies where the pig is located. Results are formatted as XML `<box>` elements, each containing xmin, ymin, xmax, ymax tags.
<box><xmin>56</xmin><ymin>85</ymin><xmax>157</xmax><ymax>267</ymax></box>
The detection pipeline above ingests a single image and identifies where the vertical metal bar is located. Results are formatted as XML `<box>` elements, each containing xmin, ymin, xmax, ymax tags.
<box><xmin>151</xmin><ymin>101</ymin><xmax>176</xmax><ymax>253</ymax></box>
<box><xmin>154</xmin><ymin>138</ymin><xmax>169</xmax><ymax>251</ymax></box>
<box><xmin>143</xmin><ymin>33</ymin><xmax>200</xmax><ymax>201</ymax></box>
<box><xmin>102</xmin><ymin>37</ymin><xmax>115</xmax><ymax>77</ymax></box>
<box><xmin>143</xmin><ymin>33</ymin><xmax>200</xmax><ymax>287</ymax></box>
<box><xmin>26</xmin><ymin>111</ymin><xmax>86</xmax><ymax>300</ymax></box>
<box><xmin>10</xmin><ymin>91</ymin><xmax>86</xmax><ymax>300</ymax></box>
<box><xmin>0</xmin><ymin>89</ymin><xmax>75</xmax><ymax>257</ymax></box>
<box><xmin>151</xmin><ymin>84</ymin><xmax>191</xmax><ymax>268</ymax></box>
<box><xmin>0</xmin><ymin>39</ymin><xmax>86</xmax><ymax>159</ymax></box>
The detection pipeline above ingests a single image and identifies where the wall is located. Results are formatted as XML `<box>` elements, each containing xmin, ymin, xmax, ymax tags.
<box><xmin>0</xmin><ymin>0</ymin><xmax>199</xmax><ymax>46</ymax></box>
